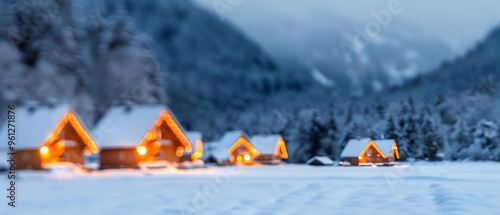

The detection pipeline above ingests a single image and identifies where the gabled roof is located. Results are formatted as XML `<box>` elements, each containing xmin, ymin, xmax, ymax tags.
<box><xmin>0</xmin><ymin>105</ymin><xmax>95</xmax><ymax>150</ymax></box>
<box><xmin>218</xmin><ymin>130</ymin><xmax>250</xmax><ymax>151</ymax></box>
<box><xmin>373</xmin><ymin>139</ymin><xmax>396</xmax><ymax>156</ymax></box>
<box><xmin>212</xmin><ymin>148</ymin><xmax>231</xmax><ymax>160</ymax></box>
<box><xmin>94</xmin><ymin>105</ymin><xmax>189</xmax><ymax>148</ymax></box>
<box><xmin>306</xmin><ymin>156</ymin><xmax>334</xmax><ymax>165</ymax></box>
<box><xmin>340</xmin><ymin>138</ymin><xmax>372</xmax><ymax>157</ymax></box>
<box><xmin>204</xmin><ymin>130</ymin><xmax>257</xmax><ymax>161</ymax></box>
<box><xmin>251</xmin><ymin>134</ymin><xmax>281</xmax><ymax>154</ymax></box>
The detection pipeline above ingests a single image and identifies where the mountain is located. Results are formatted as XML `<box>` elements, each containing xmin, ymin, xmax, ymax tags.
<box><xmin>116</xmin><ymin>0</ymin><xmax>313</xmax><ymax>132</ymax></box>
<box><xmin>193</xmin><ymin>0</ymin><xmax>455</xmax><ymax>98</ymax></box>
<box><xmin>377</xmin><ymin>24</ymin><xmax>500</xmax><ymax>102</ymax></box>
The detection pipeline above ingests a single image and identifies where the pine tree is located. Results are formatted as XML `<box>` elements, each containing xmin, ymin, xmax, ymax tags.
<box><xmin>420</xmin><ymin>115</ymin><xmax>442</xmax><ymax>161</ymax></box>
<box><xmin>467</xmin><ymin>120</ymin><xmax>499</xmax><ymax>160</ymax></box>
<box><xmin>384</xmin><ymin>115</ymin><xmax>398</xmax><ymax>139</ymax></box>
<box><xmin>0</xmin><ymin>0</ymin><xmax>26</xmax><ymax>105</ymax></box>
<box><xmin>93</xmin><ymin>4</ymin><xmax>165</xmax><ymax>112</ymax></box>
<box><xmin>286</xmin><ymin>109</ymin><xmax>327</xmax><ymax>163</ymax></box>
<box><xmin>396</xmin><ymin>100</ymin><xmax>412</xmax><ymax>160</ymax></box>
<box><xmin>322</xmin><ymin>105</ymin><xmax>339</xmax><ymax>157</ymax></box>
<box><xmin>308</xmin><ymin>111</ymin><xmax>327</xmax><ymax>157</ymax></box>
<box><xmin>449</xmin><ymin>119</ymin><xmax>472</xmax><ymax>160</ymax></box>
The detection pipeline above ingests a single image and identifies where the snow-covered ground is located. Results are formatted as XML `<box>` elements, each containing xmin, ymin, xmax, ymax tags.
<box><xmin>1</xmin><ymin>163</ymin><xmax>499</xmax><ymax>215</ymax></box>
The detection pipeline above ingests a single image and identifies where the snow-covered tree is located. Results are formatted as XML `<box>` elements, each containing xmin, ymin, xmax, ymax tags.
<box><xmin>384</xmin><ymin>115</ymin><xmax>398</xmax><ymax>140</ymax></box>
<box><xmin>448</xmin><ymin>119</ymin><xmax>472</xmax><ymax>160</ymax></box>
<box><xmin>322</xmin><ymin>103</ymin><xmax>340</xmax><ymax>158</ymax></box>
<box><xmin>396</xmin><ymin>99</ymin><xmax>418</xmax><ymax>160</ymax></box>
<box><xmin>420</xmin><ymin>114</ymin><xmax>443</xmax><ymax>161</ymax></box>
<box><xmin>286</xmin><ymin>109</ymin><xmax>327</xmax><ymax>163</ymax></box>
<box><xmin>92</xmin><ymin>4</ymin><xmax>165</xmax><ymax>114</ymax></box>
<box><xmin>466</xmin><ymin>120</ymin><xmax>500</xmax><ymax>160</ymax></box>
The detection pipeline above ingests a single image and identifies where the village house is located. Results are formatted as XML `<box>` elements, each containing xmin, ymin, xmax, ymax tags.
<box><xmin>203</xmin><ymin>130</ymin><xmax>259</xmax><ymax>165</ymax></box>
<box><xmin>306</xmin><ymin>156</ymin><xmax>335</xmax><ymax>166</ymax></box>
<box><xmin>251</xmin><ymin>134</ymin><xmax>288</xmax><ymax>164</ymax></box>
<box><xmin>94</xmin><ymin>105</ymin><xmax>191</xmax><ymax>169</ymax></box>
<box><xmin>340</xmin><ymin>138</ymin><xmax>400</xmax><ymax>166</ymax></box>
<box><xmin>0</xmin><ymin>105</ymin><xmax>99</xmax><ymax>170</ymax></box>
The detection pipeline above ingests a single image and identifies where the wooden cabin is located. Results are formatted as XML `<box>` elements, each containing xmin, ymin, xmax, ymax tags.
<box><xmin>340</xmin><ymin>138</ymin><xmax>400</xmax><ymax>166</ymax></box>
<box><xmin>204</xmin><ymin>130</ymin><xmax>259</xmax><ymax>165</ymax></box>
<box><xmin>94</xmin><ymin>105</ymin><xmax>191</xmax><ymax>169</ymax></box>
<box><xmin>306</xmin><ymin>156</ymin><xmax>334</xmax><ymax>166</ymax></box>
<box><xmin>183</xmin><ymin>131</ymin><xmax>203</xmax><ymax>161</ymax></box>
<box><xmin>251</xmin><ymin>135</ymin><xmax>288</xmax><ymax>164</ymax></box>
<box><xmin>0</xmin><ymin>105</ymin><xmax>99</xmax><ymax>170</ymax></box>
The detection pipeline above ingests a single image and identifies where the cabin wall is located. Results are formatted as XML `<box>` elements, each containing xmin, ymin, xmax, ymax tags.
<box><xmin>231</xmin><ymin>145</ymin><xmax>254</xmax><ymax>164</ymax></box>
<box><xmin>61</xmin><ymin>123</ymin><xmax>85</xmax><ymax>144</ymax></box>
<box><xmin>383</xmin><ymin>156</ymin><xmax>395</xmax><ymax>163</ymax></box>
<box><xmin>255</xmin><ymin>154</ymin><xmax>280</xmax><ymax>162</ymax></box>
<box><xmin>100</xmin><ymin>148</ymin><xmax>138</xmax><ymax>169</ymax></box>
<box><xmin>60</xmin><ymin>146</ymin><xmax>84</xmax><ymax>165</ymax></box>
<box><xmin>153</xmin><ymin>144</ymin><xmax>180</xmax><ymax>163</ymax></box>
<box><xmin>158</xmin><ymin>121</ymin><xmax>184</xmax><ymax>149</ymax></box>
<box><xmin>180</xmin><ymin>155</ymin><xmax>193</xmax><ymax>162</ymax></box>
<box><xmin>359</xmin><ymin>145</ymin><xmax>386</xmax><ymax>164</ymax></box>
<box><xmin>344</xmin><ymin>157</ymin><xmax>360</xmax><ymax>166</ymax></box>
<box><xmin>15</xmin><ymin>149</ymin><xmax>42</xmax><ymax>169</ymax></box>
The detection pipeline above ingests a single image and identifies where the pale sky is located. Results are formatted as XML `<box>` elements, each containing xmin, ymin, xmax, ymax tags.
<box><xmin>196</xmin><ymin>0</ymin><xmax>500</xmax><ymax>54</ymax></box>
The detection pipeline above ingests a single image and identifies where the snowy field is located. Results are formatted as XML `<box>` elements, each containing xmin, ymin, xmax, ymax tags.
<box><xmin>1</xmin><ymin>163</ymin><xmax>500</xmax><ymax>215</ymax></box>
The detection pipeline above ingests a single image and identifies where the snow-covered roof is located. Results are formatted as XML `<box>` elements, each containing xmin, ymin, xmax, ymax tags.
<box><xmin>0</xmin><ymin>105</ymin><xmax>72</xmax><ymax>150</ymax></box>
<box><xmin>185</xmin><ymin>131</ymin><xmax>202</xmax><ymax>153</ymax></box>
<box><xmin>306</xmin><ymin>156</ymin><xmax>334</xmax><ymax>165</ymax></box>
<box><xmin>200</xmin><ymin>141</ymin><xmax>231</xmax><ymax>161</ymax></box>
<box><xmin>340</xmin><ymin>138</ymin><xmax>372</xmax><ymax>157</ymax></box>
<box><xmin>251</xmin><ymin>134</ymin><xmax>281</xmax><ymax>155</ymax></box>
<box><xmin>203</xmin><ymin>130</ymin><xmax>251</xmax><ymax>161</ymax></box>
<box><xmin>212</xmin><ymin>148</ymin><xmax>231</xmax><ymax>160</ymax></box>
<box><xmin>217</xmin><ymin>130</ymin><xmax>250</xmax><ymax>152</ymax></box>
<box><xmin>373</xmin><ymin>139</ymin><xmax>396</xmax><ymax>157</ymax></box>
<box><xmin>94</xmin><ymin>105</ymin><xmax>188</xmax><ymax>148</ymax></box>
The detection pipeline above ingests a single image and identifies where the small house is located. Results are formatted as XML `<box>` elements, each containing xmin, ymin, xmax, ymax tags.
<box><xmin>306</xmin><ymin>156</ymin><xmax>335</xmax><ymax>166</ymax></box>
<box><xmin>0</xmin><ymin>105</ymin><xmax>99</xmax><ymax>170</ymax></box>
<box><xmin>184</xmin><ymin>131</ymin><xmax>203</xmax><ymax>161</ymax></box>
<box><xmin>340</xmin><ymin>138</ymin><xmax>400</xmax><ymax>166</ymax></box>
<box><xmin>95</xmin><ymin>105</ymin><xmax>191</xmax><ymax>169</ymax></box>
<box><xmin>204</xmin><ymin>130</ymin><xmax>259</xmax><ymax>165</ymax></box>
<box><xmin>251</xmin><ymin>135</ymin><xmax>288</xmax><ymax>164</ymax></box>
